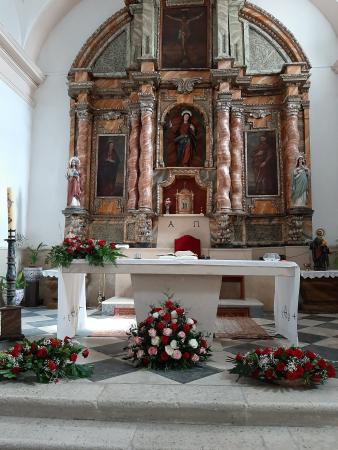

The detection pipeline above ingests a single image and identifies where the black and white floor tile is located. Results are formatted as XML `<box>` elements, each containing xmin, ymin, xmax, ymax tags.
<box><xmin>1</xmin><ymin>308</ymin><xmax>337</xmax><ymax>384</ymax></box>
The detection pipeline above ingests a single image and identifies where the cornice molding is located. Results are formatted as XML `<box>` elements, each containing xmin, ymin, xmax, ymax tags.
<box><xmin>0</xmin><ymin>24</ymin><xmax>45</xmax><ymax>105</ymax></box>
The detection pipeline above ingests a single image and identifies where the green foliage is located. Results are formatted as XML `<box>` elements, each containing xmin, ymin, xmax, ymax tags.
<box><xmin>27</xmin><ymin>242</ymin><xmax>47</xmax><ymax>266</ymax></box>
<box><xmin>0</xmin><ymin>271</ymin><xmax>25</xmax><ymax>291</ymax></box>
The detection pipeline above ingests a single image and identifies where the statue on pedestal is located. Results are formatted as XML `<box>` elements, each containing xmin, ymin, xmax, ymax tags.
<box><xmin>164</xmin><ymin>198</ymin><xmax>171</xmax><ymax>215</ymax></box>
<box><xmin>292</xmin><ymin>155</ymin><xmax>310</xmax><ymax>207</ymax></box>
<box><xmin>66</xmin><ymin>156</ymin><xmax>82</xmax><ymax>208</ymax></box>
<box><xmin>310</xmin><ymin>228</ymin><xmax>330</xmax><ymax>271</ymax></box>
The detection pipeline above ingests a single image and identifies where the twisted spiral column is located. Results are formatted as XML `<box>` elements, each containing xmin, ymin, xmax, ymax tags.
<box><xmin>216</xmin><ymin>94</ymin><xmax>232</xmax><ymax>212</ymax></box>
<box><xmin>127</xmin><ymin>106</ymin><xmax>140</xmax><ymax>211</ymax></box>
<box><xmin>284</xmin><ymin>99</ymin><xmax>301</xmax><ymax>209</ymax></box>
<box><xmin>138</xmin><ymin>94</ymin><xmax>155</xmax><ymax>212</ymax></box>
<box><xmin>75</xmin><ymin>106</ymin><xmax>92</xmax><ymax>210</ymax></box>
<box><xmin>230</xmin><ymin>106</ymin><xmax>244</xmax><ymax>211</ymax></box>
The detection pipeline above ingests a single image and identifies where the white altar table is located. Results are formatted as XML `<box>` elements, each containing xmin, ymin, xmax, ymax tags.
<box><xmin>57</xmin><ymin>259</ymin><xmax>300</xmax><ymax>345</ymax></box>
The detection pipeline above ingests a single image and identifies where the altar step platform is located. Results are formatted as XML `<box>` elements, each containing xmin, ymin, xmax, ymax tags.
<box><xmin>101</xmin><ymin>297</ymin><xmax>264</xmax><ymax>318</ymax></box>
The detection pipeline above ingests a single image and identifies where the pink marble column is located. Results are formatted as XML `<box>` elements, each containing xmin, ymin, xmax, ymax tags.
<box><xmin>284</xmin><ymin>99</ymin><xmax>301</xmax><ymax>210</ymax></box>
<box><xmin>216</xmin><ymin>93</ymin><xmax>232</xmax><ymax>212</ymax></box>
<box><xmin>75</xmin><ymin>106</ymin><xmax>92</xmax><ymax>210</ymax></box>
<box><xmin>138</xmin><ymin>94</ymin><xmax>155</xmax><ymax>212</ymax></box>
<box><xmin>230</xmin><ymin>105</ymin><xmax>244</xmax><ymax>211</ymax></box>
<box><xmin>127</xmin><ymin>105</ymin><xmax>140</xmax><ymax>211</ymax></box>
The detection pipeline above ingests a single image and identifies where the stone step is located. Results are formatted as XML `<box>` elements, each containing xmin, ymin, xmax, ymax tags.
<box><xmin>0</xmin><ymin>416</ymin><xmax>337</xmax><ymax>450</ymax></box>
<box><xmin>218</xmin><ymin>298</ymin><xmax>264</xmax><ymax>317</ymax></box>
<box><xmin>1</xmin><ymin>382</ymin><xmax>338</xmax><ymax>428</ymax></box>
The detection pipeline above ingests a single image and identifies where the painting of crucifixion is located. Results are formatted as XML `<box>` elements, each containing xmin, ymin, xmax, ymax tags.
<box><xmin>161</xmin><ymin>4</ymin><xmax>208</xmax><ymax>69</ymax></box>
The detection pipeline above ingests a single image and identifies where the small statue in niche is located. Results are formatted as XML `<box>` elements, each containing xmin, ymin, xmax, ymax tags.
<box><xmin>292</xmin><ymin>155</ymin><xmax>310</xmax><ymax>207</ymax></box>
<box><xmin>66</xmin><ymin>156</ymin><xmax>82</xmax><ymax>208</ymax></box>
<box><xmin>310</xmin><ymin>228</ymin><xmax>330</xmax><ymax>271</ymax></box>
<box><xmin>164</xmin><ymin>198</ymin><xmax>171</xmax><ymax>215</ymax></box>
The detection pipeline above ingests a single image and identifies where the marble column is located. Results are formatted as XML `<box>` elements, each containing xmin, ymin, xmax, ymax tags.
<box><xmin>75</xmin><ymin>105</ymin><xmax>92</xmax><ymax>211</ymax></box>
<box><xmin>284</xmin><ymin>98</ymin><xmax>301</xmax><ymax>210</ymax></box>
<box><xmin>138</xmin><ymin>93</ymin><xmax>155</xmax><ymax>212</ymax></box>
<box><xmin>216</xmin><ymin>93</ymin><xmax>232</xmax><ymax>212</ymax></box>
<box><xmin>230</xmin><ymin>105</ymin><xmax>244</xmax><ymax>211</ymax></box>
<box><xmin>127</xmin><ymin>105</ymin><xmax>140</xmax><ymax>211</ymax></box>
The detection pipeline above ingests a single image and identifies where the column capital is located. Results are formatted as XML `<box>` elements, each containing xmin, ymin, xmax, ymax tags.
<box><xmin>129</xmin><ymin>102</ymin><xmax>141</xmax><ymax>119</ymax></box>
<box><xmin>231</xmin><ymin>101</ymin><xmax>244</xmax><ymax>117</ymax></box>
<box><xmin>76</xmin><ymin>103</ymin><xmax>92</xmax><ymax>121</ymax></box>
<box><xmin>284</xmin><ymin>96</ymin><xmax>301</xmax><ymax>116</ymax></box>
<box><xmin>216</xmin><ymin>92</ymin><xmax>232</xmax><ymax>112</ymax></box>
<box><xmin>139</xmin><ymin>92</ymin><xmax>155</xmax><ymax>114</ymax></box>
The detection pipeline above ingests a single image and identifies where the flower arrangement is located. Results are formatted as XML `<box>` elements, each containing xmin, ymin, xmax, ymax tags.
<box><xmin>0</xmin><ymin>337</ymin><xmax>92</xmax><ymax>383</ymax></box>
<box><xmin>228</xmin><ymin>346</ymin><xmax>336</xmax><ymax>387</ymax></box>
<box><xmin>126</xmin><ymin>295</ymin><xmax>212</xmax><ymax>370</ymax></box>
<box><xmin>46</xmin><ymin>236</ymin><xmax>124</xmax><ymax>267</ymax></box>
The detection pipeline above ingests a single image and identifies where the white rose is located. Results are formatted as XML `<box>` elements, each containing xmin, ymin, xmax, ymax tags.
<box><xmin>148</xmin><ymin>328</ymin><xmax>157</xmax><ymax>337</ymax></box>
<box><xmin>165</xmin><ymin>345</ymin><xmax>174</xmax><ymax>356</ymax></box>
<box><xmin>151</xmin><ymin>336</ymin><xmax>160</xmax><ymax>346</ymax></box>
<box><xmin>171</xmin><ymin>310</ymin><xmax>178</xmax><ymax>319</ymax></box>
<box><xmin>170</xmin><ymin>339</ymin><xmax>178</xmax><ymax>349</ymax></box>
<box><xmin>189</xmin><ymin>338</ymin><xmax>198</xmax><ymax>349</ymax></box>
<box><xmin>187</xmin><ymin>318</ymin><xmax>194</xmax><ymax>325</ymax></box>
<box><xmin>163</xmin><ymin>328</ymin><xmax>173</xmax><ymax>336</ymax></box>
<box><xmin>137</xmin><ymin>349</ymin><xmax>144</xmax><ymax>359</ymax></box>
<box><xmin>152</xmin><ymin>312</ymin><xmax>159</xmax><ymax>319</ymax></box>
<box><xmin>171</xmin><ymin>319</ymin><xmax>178</xmax><ymax>324</ymax></box>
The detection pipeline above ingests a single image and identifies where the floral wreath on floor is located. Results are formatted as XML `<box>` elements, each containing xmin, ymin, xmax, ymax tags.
<box><xmin>0</xmin><ymin>337</ymin><xmax>93</xmax><ymax>383</ymax></box>
<box><xmin>126</xmin><ymin>294</ymin><xmax>212</xmax><ymax>370</ymax></box>
<box><xmin>228</xmin><ymin>346</ymin><xmax>336</xmax><ymax>387</ymax></box>
<box><xmin>46</xmin><ymin>236</ymin><xmax>124</xmax><ymax>267</ymax></box>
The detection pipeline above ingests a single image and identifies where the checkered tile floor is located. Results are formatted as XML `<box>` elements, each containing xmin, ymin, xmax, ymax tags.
<box><xmin>1</xmin><ymin>308</ymin><xmax>338</xmax><ymax>384</ymax></box>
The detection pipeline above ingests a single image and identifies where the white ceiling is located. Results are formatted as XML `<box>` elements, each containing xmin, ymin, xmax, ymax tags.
<box><xmin>311</xmin><ymin>0</ymin><xmax>338</xmax><ymax>38</ymax></box>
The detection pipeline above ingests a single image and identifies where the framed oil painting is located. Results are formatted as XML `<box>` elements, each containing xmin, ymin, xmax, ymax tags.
<box><xmin>246</xmin><ymin>130</ymin><xmax>279</xmax><ymax>197</ymax></box>
<box><xmin>161</xmin><ymin>2</ymin><xmax>209</xmax><ymax>69</ymax></box>
<box><xmin>96</xmin><ymin>135</ymin><xmax>126</xmax><ymax>197</ymax></box>
<box><xmin>163</xmin><ymin>106</ymin><xmax>206</xmax><ymax>167</ymax></box>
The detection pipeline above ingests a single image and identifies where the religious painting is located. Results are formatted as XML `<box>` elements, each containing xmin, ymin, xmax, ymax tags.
<box><xmin>163</xmin><ymin>106</ymin><xmax>206</xmax><ymax>167</ymax></box>
<box><xmin>246</xmin><ymin>130</ymin><xmax>279</xmax><ymax>197</ymax></box>
<box><xmin>96</xmin><ymin>135</ymin><xmax>126</xmax><ymax>197</ymax></box>
<box><xmin>161</xmin><ymin>2</ymin><xmax>209</xmax><ymax>69</ymax></box>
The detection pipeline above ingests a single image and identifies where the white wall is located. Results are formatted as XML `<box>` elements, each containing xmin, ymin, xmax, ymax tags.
<box><xmin>251</xmin><ymin>0</ymin><xmax>338</xmax><ymax>244</ymax></box>
<box><xmin>27</xmin><ymin>0</ymin><xmax>124</xmax><ymax>246</ymax></box>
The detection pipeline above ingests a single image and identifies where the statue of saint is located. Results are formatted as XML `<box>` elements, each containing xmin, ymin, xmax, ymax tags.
<box><xmin>310</xmin><ymin>228</ymin><xmax>330</xmax><ymax>271</ymax></box>
<box><xmin>174</xmin><ymin>110</ymin><xmax>197</xmax><ymax>166</ymax></box>
<box><xmin>66</xmin><ymin>156</ymin><xmax>82</xmax><ymax>207</ymax></box>
<box><xmin>165</xmin><ymin>198</ymin><xmax>171</xmax><ymax>215</ymax></box>
<box><xmin>292</xmin><ymin>155</ymin><xmax>310</xmax><ymax>207</ymax></box>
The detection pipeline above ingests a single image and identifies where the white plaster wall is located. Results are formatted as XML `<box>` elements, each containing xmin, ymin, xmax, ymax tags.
<box><xmin>27</xmin><ymin>0</ymin><xmax>124</xmax><ymax>246</ymax></box>
<box><xmin>0</xmin><ymin>80</ymin><xmax>32</xmax><ymax>274</ymax></box>
<box><xmin>251</xmin><ymin>0</ymin><xmax>338</xmax><ymax>244</ymax></box>
<box><xmin>0</xmin><ymin>0</ymin><xmax>22</xmax><ymax>43</ymax></box>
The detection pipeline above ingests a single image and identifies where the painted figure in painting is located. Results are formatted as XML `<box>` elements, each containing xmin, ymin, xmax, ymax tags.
<box><xmin>174</xmin><ymin>110</ymin><xmax>197</xmax><ymax>166</ymax></box>
<box><xmin>66</xmin><ymin>156</ymin><xmax>81</xmax><ymax>207</ymax></box>
<box><xmin>292</xmin><ymin>155</ymin><xmax>310</xmax><ymax>207</ymax></box>
<box><xmin>97</xmin><ymin>136</ymin><xmax>125</xmax><ymax>197</ymax></box>
<box><xmin>310</xmin><ymin>228</ymin><xmax>330</xmax><ymax>271</ymax></box>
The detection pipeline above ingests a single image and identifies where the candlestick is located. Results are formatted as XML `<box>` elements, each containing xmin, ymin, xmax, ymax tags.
<box><xmin>7</xmin><ymin>188</ymin><xmax>15</xmax><ymax>231</ymax></box>
<box><xmin>5</xmin><ymin>229</ymin><xmax>16</xmax><ymax>306</ymax></box>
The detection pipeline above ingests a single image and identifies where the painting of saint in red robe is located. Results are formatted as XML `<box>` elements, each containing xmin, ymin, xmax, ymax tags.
<box><xmin>96</xmin><ymin>135</ymin><xmax>126</xmax><ymax>197</ymax></box>
<box><xmin>164</xmin><ymin>107</ymin><xmax>205</xmax><ymax>167</ymax></box>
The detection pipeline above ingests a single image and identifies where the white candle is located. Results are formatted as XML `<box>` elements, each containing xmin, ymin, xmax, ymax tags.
<box><xmin>7</xmin><ymin>187</ymin><xmax>15</xmax><ymax>231</ymax></box>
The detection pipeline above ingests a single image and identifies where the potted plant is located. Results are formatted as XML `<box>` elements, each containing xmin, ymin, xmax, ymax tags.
<box><xmin>23</xmin><ymin>242</ymin><xmax>47</xmax><ymax>282</ymax></box>
<box><xmin>0</xmin><ymin>271</ymin><xmax>26</xmax><ymax>306</ymax></box>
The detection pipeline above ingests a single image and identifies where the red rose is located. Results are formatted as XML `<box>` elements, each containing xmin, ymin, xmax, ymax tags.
<box><xmin>305</xmin><ymin>351</ymin><xmax>316</xmax><ymax>360</ymax></box>
<box><xmin>11</xmin><ymin>367</ymin><xmax>21</xmax><ymax>375</ymax></box>
<box><xmin>98</xmin><ymin>239</ymin><xmax>106</xmax><ymax>247</ymax></box>
<box><xmin>170</xmin><ymin>323</ymin><xmax>178</xmax><ymax>331</ymax></box>
<box><xmin>163</xmin><ymin>313</ymin><xmax>171</xmax><ymax>322</ymax></box>
<box><xmin>200</xmin><ymin>339</ymin><xmax>208</xmax><ymax>348</ymax></box>
<box><xmin>262</xmin><ymin>347</ymin><xmax>272</xmax><ymax>355</ymax></box>
<box><xmin>87</xmin><ymin>239</ymin><xmax>94</xmax><ymax>245</ymax></box>
<box><xmin>286</xmin><ymin>348</ymin><xmax>295</xmax><ymax>357</ymax></box>
<box><xmin>255</xmin><ymin>348</ymin><xmax>262</xmax><ymax>356</ymax></box>
<box><xmin>182</xmin><ymin>352</ymin><xmax>190</xmax><ymax>360</ymax></box>
<box><xmin>10</xmin><ymin>344</ymin><xmax>22</xmax><ymax>358</ymax></box>
<box><xmin>311</xmin><ymin>374</ymin><xmax>322</xmax><ymax>383</ymax></box>
<box><xmin>30</xmin><ymin>342</ymin><xmax>37</xmax><ymax>353</ymax></box>
<box><xmin>176</xmin><ymin>307</ymin><xmax>185</xmax><ymax>316</ymax></box>
<box><xmin>82</xmin><ymin>348</ymin><xmax>89</xmax><ymax>358</ymax></box>
<box><xmin>146</xmin><ymin>316</ymin><xmax>154</xmax><ymax>325</ymax></box>
<box><xmin>47</xmin><ymin>360</ymin><xmax>58</xmax><ymax>371</ymax></box>
<box><xmin>165</xmin><ymin>299</ymin><xmax>175</xmax><ymax>309</ymax></box>
<box><xmin>156</xmin><ymin>321</ymin><xmax>165</xmax><ymax>331</ymax></box>
<box><xmin>50</xmin><ymin>339</ymin><xmax>61</xmax><ymax>348</ymax></box>
<box><xmin>265</xmin><ymin>369</ymin><xmax>274</xmax><ymax>380</ymax></box>
<box><xmin>36</xmin><ymin>347</ymin><xmax>48</xmax><ymax>358</ymax></box>
<box><xmin>293</xmin><ymin>348</ymin><xmax>304</xmax><ymax>359</ymax></box>
<box><xmin>276</xmin><ymin>362</ymin><xmax>286</xmax><ymax>372</ymax></box>
<box><xmin>274</xmin><ymin>348</ymin><xmax>284</xmax><ymax>358</ymax></box>
<box><xmin>66</xmin><ymin>248</ymin><xmax>74</xmax><ymax>254</ymax></box>
<box><xmin>183</xmin><ymin>323</ymin><xmax>191</xmax><ymax>333</ymax></box>
<box><xmin>143</xmin><ymin>357</ymin><xmax>150</xmax><ymax>366</ymax></box>
<box><xmin>153</xmin><ymin>307</ymin><xmax>162</xmax><ymax>313</ymax></box>
<box><xmin>69</xmin><ymin>353</ymin><xmax>78</xmax><ymax>362</ymax></box>
<box><xmin>317</xmin><ymin>359</ymin><xmax>327</xmax><ymax>369</ymax></box>
<box><xmin>286</xmin><ymin>371</ymin><xmax>299</xmax><ymax>380</ymax></box>
<box><xmin>304</xmin><ymin>361</ymin><xmax>313</xmax><ymax>371</ymax></box>
<box><xmin>296</xmin><ymin>365</ymin><xmax>304</xmax><ymax>377</ymax></box>
<box><xmin>327</xmin><ymin>365</ymin><xmax>336</xmax><ymax>378</ymax></box>
<box><xmin>110</xmin><ymin>243</ymin><xmax>116</xmax><ymax>250</ymax></box>
<box><xmin>161</xmin><ymin>336</ymin><xmax>169</xmax><ymax>345</ymax></box>
<box><xmin>160</xmin><ymin>351</ymin><xmax>169</xmax><ymax>361</ymax></box>
<box><xmin>235</xmin><ymin>352</ymin><xmax>243</xmax><ymax>362</ymax></box>
<box><xmin>64</xmin><ymin>336</ymin><xmax>71</xmax><ymax>344</ymax></box>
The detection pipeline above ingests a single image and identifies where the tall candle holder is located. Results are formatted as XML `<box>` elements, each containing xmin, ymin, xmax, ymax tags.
<box><xmin>0</xmin><ymin>229</ymin><xmax>24</xmax><ymax>341</ymax></box>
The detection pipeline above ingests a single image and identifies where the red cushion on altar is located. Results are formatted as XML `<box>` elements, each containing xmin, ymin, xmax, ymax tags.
<box><xmin>174</xmin><ymin>235</ymin><xmax>201</xmax><ymax>258</ymax></box>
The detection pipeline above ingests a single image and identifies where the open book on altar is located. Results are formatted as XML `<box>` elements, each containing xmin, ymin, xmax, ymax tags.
<box><xmin>158</xmin><ymin>250</ymin><xmax>198</xmax><ymax>260</ymax></box>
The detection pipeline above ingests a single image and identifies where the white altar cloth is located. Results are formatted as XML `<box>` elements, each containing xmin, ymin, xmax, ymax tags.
<box><xmin>57</xmin><ymin>259</ymin><xmax>300</xmax><ymax>345</ymax></box>
<box><xmin>301</xmin><ymin>270</ymin><xmax>338</xmax><ymax>279</ymax></box>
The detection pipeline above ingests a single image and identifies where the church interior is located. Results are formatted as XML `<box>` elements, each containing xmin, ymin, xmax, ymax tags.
<box><xmin>0</xmin><ymin>0</ymin><xmax>338</xmax><ymax>448</ymax></box>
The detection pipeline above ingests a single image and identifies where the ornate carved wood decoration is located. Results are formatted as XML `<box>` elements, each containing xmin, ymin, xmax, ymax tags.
<box><xmin>65</xmin><ymin>0</ymin><xmax>313</xmax><ymax>247</ymax></box>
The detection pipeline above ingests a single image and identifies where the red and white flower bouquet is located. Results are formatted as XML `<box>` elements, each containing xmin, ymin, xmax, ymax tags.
<box><xmin>126</xmin><ymin>296</ymin><xmax>212</xmax><ymax>369</ymax></box>
<box><xmin>228</xmin><ymin>346</ymin><xmax>336</xmax><ymax>387</ymax></box>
